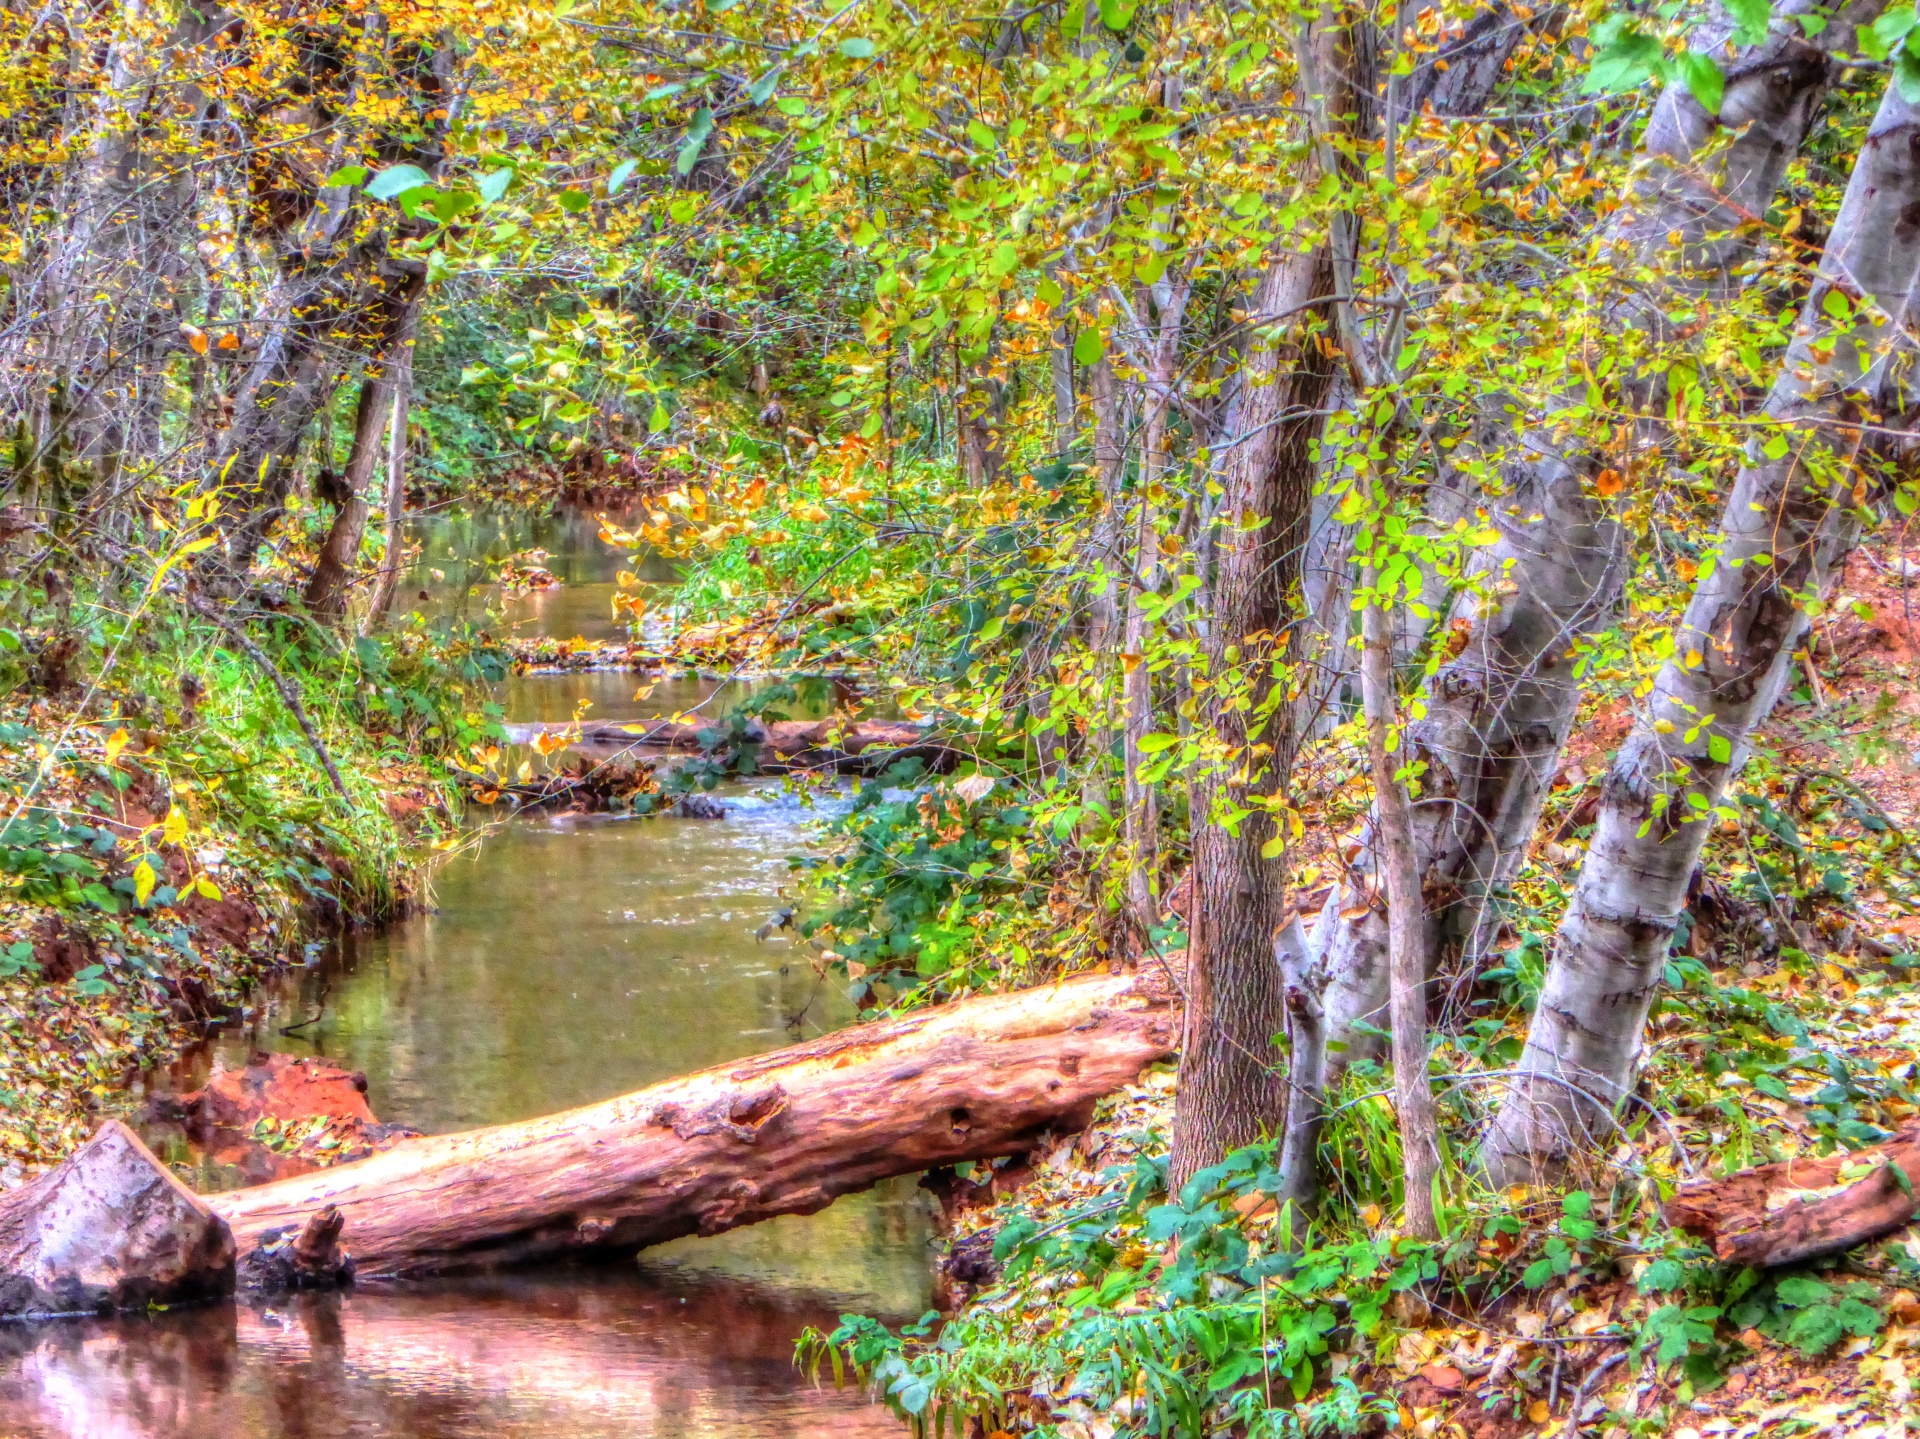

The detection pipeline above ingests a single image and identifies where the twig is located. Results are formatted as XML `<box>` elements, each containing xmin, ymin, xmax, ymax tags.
<box><xmin>187</xmin><ymin>596</ymin><xmax>353</xmax><ymax>804</ymax></box>
<box><xmin>1565</xmin><ymin>1348</ymin><xmax>1628</xmax><ymax>1432</ymax></box>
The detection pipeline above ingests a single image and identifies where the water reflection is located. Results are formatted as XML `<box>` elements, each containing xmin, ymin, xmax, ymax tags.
<box><xmin>0</xmin><ymin>1268</ymin><xmax>905</xmax><ymax>1439</ymax></box>
<box><xmin>390</xmin><ymin>502</ymin><xmax>672</xmax><ymax>642</ymax></box>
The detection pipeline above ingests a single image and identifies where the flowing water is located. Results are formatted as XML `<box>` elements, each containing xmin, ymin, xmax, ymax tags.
<box><xmin>0</xmin><ymin>506</ymin><xmax>928</xmax><ymax>1438</ymax></box>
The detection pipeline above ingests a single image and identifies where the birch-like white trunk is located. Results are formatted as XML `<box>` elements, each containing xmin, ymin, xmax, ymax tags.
<box><xmin>1480</xmin><ymin>79</ymin><xmax>1920</xmax><ymax>1184</ymax></box>
<box><xmin>1314</xmin><ymin>4</ymin><xmax>1880</xmax><ymax>1077</ymax></box>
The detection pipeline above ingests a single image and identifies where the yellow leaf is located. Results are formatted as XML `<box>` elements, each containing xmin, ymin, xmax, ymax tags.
<box><xmin>162</xmin><ymin>806</ymin><xmax>189</xmax><ymax>846</ymax></box>
<box><xmin>133</xmin><ymin>859</ymin><xmax>157</xmax><ymax>907</ymax></box>
<box><xmin>1527</xmin><ymin>1400</ymin><xmax>1549</xmax><ymax>1424</ymax></box>
<box><xmin>1120</xmin><ymin>652</ymin><xmax>1143</xmax><ymax>673</ymax></box>
<box><xmin>104</xmin><ymin>727</ymin><xmax>130</xmax><ymax>767</ymax></box>
<box><xmin>194</xmin><ymin>875</ymin><xmax>222</xmax><ymax>901</ymax></box>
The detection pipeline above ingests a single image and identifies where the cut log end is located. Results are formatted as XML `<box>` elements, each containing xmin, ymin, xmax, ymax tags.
<box><xmin>0</xmin><ymin>1120</ymin><xmax>234</xmax><ymax>1319</ymax></box>
<box><xmin>240</xmin><ymin>1204</ymin><xmax>355</xmax><ymax>1292</ymax></box>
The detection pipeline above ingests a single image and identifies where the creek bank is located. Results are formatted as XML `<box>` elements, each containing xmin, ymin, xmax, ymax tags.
<box><xmin>0</xmin><ymin>692</ymin><xmax>462</xmax><ymax>1183</ymax></box>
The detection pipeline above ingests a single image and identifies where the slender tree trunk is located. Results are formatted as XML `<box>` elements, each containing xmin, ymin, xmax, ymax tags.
<box><xmin>1079</xmin><ymin>358</ymin><xmax>1127</xmax><ymax>843</ymax></box>
<box><xmin>1361</xmin><ymin>572</ymin><xmax>1441</xmax><ymax>1236</ymax></box>
<box><xmin>363</xmin><ymin>312</ymin><xmax>417</xmax><ymax>632</ymax></box>
<box><xmin>1315</xmin><ymin>9</ymin><xmax>1872</xmax><ymax>1078</ymax></box>
<box><xmin>1119</xmin><ymin>276</ymin><xmax>1191</xmax><ymax>933</ymax></box>
<box><xmin>1481</xmin><ymin>78</ymin><xmax>1920</xmax><ymax>1185</ymax></box>
<box><xmin>305</xmin><ymin>379</ymin><xmax>390</xmax><ymax>617</ymax></box>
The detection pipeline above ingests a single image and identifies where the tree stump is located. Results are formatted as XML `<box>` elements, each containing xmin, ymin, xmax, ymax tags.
<box><xmin>0</xmin><ymin>1120</ymin><xmax>234</xmax><ymax>1318</ymax></box>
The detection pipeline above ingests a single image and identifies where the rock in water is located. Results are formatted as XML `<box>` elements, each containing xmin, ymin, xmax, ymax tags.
<box><xmin>0</xmin><ymin>1120</ymin><xmax>235</xmax><ymax>1318</ymax></box>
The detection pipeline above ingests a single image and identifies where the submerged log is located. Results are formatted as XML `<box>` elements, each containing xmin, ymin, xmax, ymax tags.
<box><xmin>207</xmin><ymin>971</ymin><xmax>1176</xmax><ymax>1278</ymax></box>
<box><xmin>1665</xmin><ymin>1125</ymin><xmax>1920</xmax><ymax>1268</ymax></box>
<box><xmin>0</xmin><ymin>1120</ymin><xmax>235</xmax><ymax>1318</ymax></box>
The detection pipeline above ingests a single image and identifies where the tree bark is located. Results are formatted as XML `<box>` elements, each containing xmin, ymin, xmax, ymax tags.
<box><xmin>306</xmin><ymin>288</ymin><xmax>421</xmax><ymax>619</ymax></box>
<box><xmin>1170</xmin><ymin>248</ymin><xmax>1335</xmax><ymax>1187</ymax></box>
<box><xmin>1315</xmin><ymin>6</ymin><xmax>1872</xmax><ymax>1078</ymax></box>
<box><xmin>1480</xmin><ymin>78</ymin><xmax>1920</xmax><ymax>1186</ymax></box>
<box><xmin>205</xmin><ymin>972</ymin><xmax>1177</xmax><ymax>1277</ymax></box>
<box><xmin>1360</xmin><ymin>572</ymin><xmax>1440</xmax><ymax>1237</ymax></box>
<box><xmin>1664</xmin><ymin>1125</ymin><xmax>1920</xmax><ymax>1269</ymax></box>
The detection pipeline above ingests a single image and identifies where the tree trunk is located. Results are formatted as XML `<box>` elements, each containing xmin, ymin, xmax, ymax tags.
<box><xmin>1119</xmin><ymin>274</ymin><xmax>1192</xmax><ymax>933</ymax></box>
<box><xmin>1170</xmin><ymin>248</ymin><xmax>1335</xmax><ymax>1187</ymax></box>
<box><xmin>0</xmin><ymin>1121</ymin><xmax>234</xmax><ymax>1318</ymax></box>
<box><xmin>363</xmin><ymin>321</ymin><xmax>417</xmax><ymax>631</ymax></box>
<box><xmin>304</xmin><ymin>376</ymin><xmax>391</xmax><ymax>617</ymax></box>
<box><xmin>205</xmin><ymin>972</ymin><xmax>1176</xmax><ymax>1277</ymax></box>
<box><xmin>1315</xmin><ymin>10</ymin><xmax>1869</xmax><ymax>1078</ymax></box>
<box><xmin>1480</xmin><ymin>78</ymin><xmax>1920</xmax><ymax>1186</ymax></box>
<box><xmin>306</xmin><ymin>289</ymin><xmax>421</xmax><ymax>619</ymax></box>
<box><xmin>1361</xmin><ymin>572</ymin><xmax>1440</xmax><ymax>1237</ymax></box>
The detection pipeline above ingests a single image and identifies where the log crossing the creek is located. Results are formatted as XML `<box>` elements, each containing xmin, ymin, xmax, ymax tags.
<box><xmin>503</xmin><ymin>717</ymin><xmax>959</xmax><ymax>773</ymax></box>
<box><xmin>205</xmin><ymin>971</ymin><xmax>1178</xmax><ymax>1279</ymax></box>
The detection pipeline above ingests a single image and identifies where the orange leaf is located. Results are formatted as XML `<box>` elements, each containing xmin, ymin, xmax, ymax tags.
<box><xmin>1594</xmin><ymin>468</ymin><xmax>1623</xmax><ymax>497</ymax></box>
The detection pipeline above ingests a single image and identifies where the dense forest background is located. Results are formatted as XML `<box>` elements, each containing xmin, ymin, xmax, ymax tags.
<box><xmin>5</xmin><ymin>0</ymin><xmax>1920</xmax><ymax>1430</ymax></box>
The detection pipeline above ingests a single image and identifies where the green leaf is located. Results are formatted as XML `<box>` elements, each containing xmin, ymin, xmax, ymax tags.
<box><xmin>1723</xmin><ymin>0</ymin><xmax>1771</xmax><ymax>46</ymax></box>
<box><xmin>649</xmin><ymin>401</ymin><xmax>671</xmax><ymax>433</ymax></box>
<box><xmin>966</xmin><ymin>118</ymin><xmax>998</xmax><ymax>151</ymax></box>
<box><xmin>1898</xmin><ymin>45</ymin><xmax>1920</xmax><ymax>104</ymax></box>
<box><xmin>1073</xmin><ymin>328</ymin><xmax>1105</xmax><ymax>365</ymax></box>
<box><xmin>1582</xmin><ymin>30</ymin><xmax>1663</xmax><ymax>92</ymax></box>
<box><xmin>1036</xmin><ymin>275</ymin><xmax>1064</xmax><ymax>306</ymax></box>
<box><xmin>1136</xmin><ymin>733</ymin><xmax>1181</xmax><ymax>753</ymax></box>
<box><xmin>1098</xmin><ymin>0</ymin><xmax>1137</xmax><ymax>29</ymax></box>
<box><xmin>325</xmin><ymin>165</ymin><xmax>369</xmax><ymax>188</ymax></box>
<box><xmin>477</xmin><ymin>167</ymin><xmax>513</xmax><ymax>203</ymax></box>
<box><xmin>676</xmin><ymin>107</ymin><xmax>715</xmax><ymax>176</ymax></box>
<box><xmin>1872</xmin><ymin>5</ymin><xmax>1918</xmax><ymax>50</ymax></box>
<box><xmin>976</xmin><ymin>614</ymin><xmax>1005</xmax><ymax>643</ymax></box>
<box><xmin>1707</xmin><ymin>733</ymin><xmax>1732</xmax><ymax>764</ymax></box>
<box><xmin>988</xmin><ymin>241</ymin><xmax>1020</xmax><ymax>277</ymax></box>
<box><xmin>1678</xmin><ymin>51</ymin><xmax>1725</xmax><ymax>115</ymax></box>
<box><xmin>748</xmin><ymin>67</ymin><xmax>782</xmax><ymax>105</ymax></box>
<box><xmin>775</xmin><ymin>96</ymin><xmax>808</xmax><ymax>116</ymax></box>
<box><xmin>838</xmin><ymin>37</ymin><xmax>876</xmax><ymax>58</ymax></box>
<box><xmin>366</xmin><ymin>163</ymin><xmax>431</xmax><ymax>200</ymax></box>
<box><xmin>556</xmin><ymin>189</ymin><xmax>591</xmax><ymax>214</ymax></box>
<box><xmin>607</xmin><ymin>159</ymin><xmax>638</xmax><ymax>196</ymax></box>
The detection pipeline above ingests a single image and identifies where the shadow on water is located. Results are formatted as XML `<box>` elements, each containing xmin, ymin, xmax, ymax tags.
<box><xmin>7</xmin><ymin>656</ymin><xmax>933</xmax><ymax>1437</ymax></box>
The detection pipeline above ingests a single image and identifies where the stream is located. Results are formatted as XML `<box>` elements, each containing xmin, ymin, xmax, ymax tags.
<box><xmin>0</xmin><ymin>506</ymin><xmax>933</xmax><ymax>1438</ymax></box>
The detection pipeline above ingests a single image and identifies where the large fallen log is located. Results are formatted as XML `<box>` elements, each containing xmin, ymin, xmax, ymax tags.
<box><xmin>0</xmin><ymin>1121</ymin><xmax>235</xmax><ymax>1318</ymax></box>
<box><xmin>1665</xmin><ymin>1125</ymin><xmax>1920</xmax><ymax>1268</ymax></box>
<box><xmin>206</xmin><ymin>971</ymin><xmax>1177</xmax><ymax>1279</ymax></box>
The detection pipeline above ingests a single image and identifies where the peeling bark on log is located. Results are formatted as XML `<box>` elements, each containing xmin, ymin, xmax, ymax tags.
<box><xmin>205</xmin><ymin>972</ymin><xmax>1177</xmax><ymax>1279</ymax></box>
<box><xmin>1665</xmin><ymin>1128</ymin><xmax>1920</xmax><ymax>1268</ymax></box>
<box><xmin>0</xmin><ymin>1121</ymin><xmax>235</xmax><ymax>1319</ymax></box>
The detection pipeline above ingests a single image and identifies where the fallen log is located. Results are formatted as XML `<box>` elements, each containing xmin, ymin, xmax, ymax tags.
<box><xmin>0</xmin><ymin>1120</ymin><xmax>235</xmax><ymax>1318</ymax></box>
<box><xmin>206</xmin><ymin>971</ymin><xmax>1177</xmax><ymax>1278</ymax></box>
<box><xmin>1664</xmin><ymin>1125</ymin><xmax>1920</xmax><ymax>1268</ymax></box>
<box><xmin>504</xmin><ymin>718</ymin><xmax>959</xmax><ymax>774</ymax></box>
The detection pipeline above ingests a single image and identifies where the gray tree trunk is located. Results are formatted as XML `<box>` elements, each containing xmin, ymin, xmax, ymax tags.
<box><xmin>1314</xmin><ymin>6</ymin><xmax>1875</xmax><ymax>1078</ymax></box>
<box><xmin>1480</xmin><ymin>77</ymin><xmax>1920</xmax><ymax>1185</ymax></box>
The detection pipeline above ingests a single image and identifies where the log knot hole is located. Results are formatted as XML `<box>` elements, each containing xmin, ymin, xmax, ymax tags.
<box><xmin>653</xmin><ymin>1085</ymin><xmax>789</xmax><ymax>1144</ymax></box>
